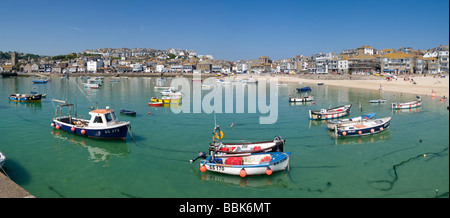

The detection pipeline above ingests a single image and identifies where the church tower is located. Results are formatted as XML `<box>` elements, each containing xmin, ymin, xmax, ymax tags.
<box><xmin>11</xmin><ymin>52</ymin><xmax>18</xmax><ymax>66</ymax></box>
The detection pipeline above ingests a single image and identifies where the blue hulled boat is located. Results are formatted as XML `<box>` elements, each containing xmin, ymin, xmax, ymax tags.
<box><xmin>296</xmin><ymin>87</ymin><xmax>312</xmax><ymax>92</ymax></box>
<box><xmin>9</xmin><ymin>93</ymin><xmax>42</xmax><ymax>102</ymax></box>
<box><xmin>32</xmin><ymin>79</ymin><xmax>49</xmax><ymax>83</ymax></box>
<box><xmin>334</xmin><ymin>117</ymin><xmax>391</xmax><ymax>137</ymax></box>
<box><xmin>51</xmin><ymin>101</ymin><xmax>130</xmax><ymax>140</ymax></box>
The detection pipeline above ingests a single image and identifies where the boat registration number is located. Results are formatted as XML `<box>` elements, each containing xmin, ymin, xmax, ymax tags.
<box><xmin>208</xmin><ymin>165</ymin><xmax>224</xmax><ymax>171</ymax></box>
<box><xmin>104</xmin><ymin>129</ymin><xmax>120</xmax><ymax>134</ymax></box>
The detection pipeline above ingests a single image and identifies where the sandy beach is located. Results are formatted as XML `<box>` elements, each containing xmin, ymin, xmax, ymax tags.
<box><xmin>236</xmin><ymin>74</ymin><xmax>449</xmax><ymax>98</ymax></box>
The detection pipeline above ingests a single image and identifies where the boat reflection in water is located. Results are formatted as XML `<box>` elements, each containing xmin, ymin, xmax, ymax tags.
<box><xmin>193</xmin><ymin>167</ymin><xmax>292</xmax><ymax>188</ymax></box>
<box><xmin>8</xmin><ymin>100</ymin><xmax>42</xmax><ymax>110</ymax></box>
<box><xmin>51</xmin><ymin>129</ymin><xmax>130</xmax><ymax>165</ymax></box>
<box><xmin>327</xmin><ymin>129</ymin><xmax>391</xmax><ymax>146</ymax></box>
<box><xmin>393</xmin><ymin>107</ymin><xmax>422</xmax><ymax>114</ymax></box>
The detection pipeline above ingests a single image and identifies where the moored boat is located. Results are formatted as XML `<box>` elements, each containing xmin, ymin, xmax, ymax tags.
<box><xmin>0</xmin><ymin>151</ymin><xmax>6</xmax><ymax>168</ymax></box>
<box><xmin>289</xmin><ymin>95</ymin><xmax>314</xmax><ymax>102</ymax></box>
<box><xmin>160</xmin><ymin>89</ymin><xmax>182</xmax><ymax>97</ymax></box>
<box><xmin>9</xmin><ymin>93</ymin><xmax>42</xmax><ymax>102</ymax></box>
<box><xmin>392</xmin><ymin>99</ymin><xmax>422</xmax><ymax>109</ymax></box>
<box><xmin>32</xmin><ymin>79</ymin><xmax>49</xmax><ymax>83</ymax></box>
<box><xmin>296</xmin><ymin>87</ymin><xmax>312</xmax><ymax>92</ymax></box>
<box><xmin>148</xmin><ymin>101</ymin><xmax>163</xmax><ymax>107</ymax></box>
<box><xmin>51</xmin><ymin>101</ymin><xmax>130</xmax><ymax>140</ymax></box>
<box><xmin>334</xmin><ymin>117</ymin><xmax>391</xmax><ymax>137</ymax></box>
<box><xmin>199</xmin><ymin>152</ymin><xmax>291</xmax><ymax>177</ymax></box>
<box><xmin>120</xmin><ymin>110</ymin><xmax>136</xmax><ymax>116</ymax></box>
<box><xmin>209</xmin><ymin>136</ymin><xmax>285</xmax><ymax>154</ymax></box>
<box><xmin>309</xmin><ymin>104</ymin><xmax>352</xmax><ymax>120</ymax></box>
<box><xmin>151</xmin><ymin>96</ymin><xmax>181</xmax><ymax>104</ymax></box>
<box><xmin>326</xmin><ymin>113</ymin><xmax>375</xmax><ymax>130</ymax></box>
<box><xmin>370</xmin><ymin>99</ymin><xmax>386</xmax><ymax>103</ymax></box>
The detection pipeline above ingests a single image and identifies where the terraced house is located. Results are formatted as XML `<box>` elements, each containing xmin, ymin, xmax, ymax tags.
<box><xmin>381</xmin><ymin>52</ymin><xmax>413</xmax><ymax>74</ymax></box>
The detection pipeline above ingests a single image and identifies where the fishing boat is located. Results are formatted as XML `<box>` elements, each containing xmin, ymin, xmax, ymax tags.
<box><xmin>370</xmin><ymin>99</ymin><xmax>386</xmax><ymax>103</ymax></box>
<box><xmin>198</xmin><ymin>152</ymin><xmax>291</xmax><ymax>177</ymax></box>
<box><xmin>120</xmin><ymin>110</ymin><xmax>136</xmax><ymax>116</ymax></box>
<box><xmin>296</xmin><ymin>87</ymin><xmax>312</xmax><ymax>92</ymax></box>
<box><xmin>289</xmin><ymin>95</ymin><xmax>314</xmax><ymax>102</ymax></box>
<box><xmin>8</xmin><ymin>93</ymin><xmax>42</xmax><ymax>102</ymax></box>
<box><xmin>0</xmin><ymin>151</ymin><xmax>6</xmax><ymax>168</ymax></box>
<box><xmin>32</xmin><ymin>79</ymin><xmax>49</xmax><ymax>83</ymax></box>
<box><xmin>51</xmin><ymin>100</ymin><xmax>130</xmax><ymax>140</ymax></box>
<box><xmin>209</xmin><ymin>136</ymin><xmax>285</xmax><ymax>154</ymax></box>
<box><xmin>392</xmin><ymin>99</ymin><xmax>422</xmax><ymax>109</ymax></box>
<box><xmin>148</xmin><ymin>101</ymin><xmax>163</xmax><ymax>107</ymax></box>
<box><xmin>326</xmin><ymin>113</ymin><xmax>375</xmax><ymax>130</ymax></box>
<box><xmin>334</xmin><ymin>117</ymin><xmax>391</xmax><ymax>137</ymax></box>
<box><xmin>309</xmin><ymin>104</ymin><xmax>352</xmax><ymax>120</ymax></box>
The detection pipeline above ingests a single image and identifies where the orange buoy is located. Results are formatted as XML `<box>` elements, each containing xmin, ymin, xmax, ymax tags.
<box><xmin>51</xmin><ymin>123</ymin><xmax>55</xmax><ymax>127</ymax></box>
<box><xmin>200</xmin><ymin>165</ymin><xmax>207</xmax><ymax>172</ymax></box>
<box><xmin>81</xmin><ymin>129</ymin><xmax>86</xmax><ymax>134</ymax></box>
<box><xmin>266</xmin><ymin>167</ymin><xmax>273</xmax><ymax>176</ymax></box>
<box><xmin>71</xmin><ymin>127</ymin><xmax>76</xmax><ymax>132</ymax></box>
<box><xmin>239</xmin><ymin>168</ymin><xmax>247</xmax><ymax>177</ymax></box>
<box><xmin>370</xmin><ymin>129</ymin><xmax>375</xmax><ymax>133</ymax></box>
<box><xmin>148</xmin><ymin>111</ymin><xmax>151</xmax><ymax>115</ymax></box>
<box><xmin>380</xmin><ymin>127</ymin><xmax>384</xmax><ymax>131</ymax></box>
<box><xmin>342</xmin><ymin>131</ymin><xmax>347</xmax><ymax>136</ymax></box>
<box><xmin>56</xmin><ymin>125</ymin><xmax>60</xmax><ymax>129</ymax></box>
<box><xmin>358</xmin><ymin>131</ymin><xmax>362</xmax><ymax>135</ymax></box>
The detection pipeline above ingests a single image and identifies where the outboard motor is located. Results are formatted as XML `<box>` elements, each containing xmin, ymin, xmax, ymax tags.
<box><xmin>189</xmin><ymin>151</ymin><xmax>207</xmax><ymax>163</ymax></box>
<box><xmin>273</xmin><ymin>136</ymin><xmax>285</xmax><ymax>152</ymax></box>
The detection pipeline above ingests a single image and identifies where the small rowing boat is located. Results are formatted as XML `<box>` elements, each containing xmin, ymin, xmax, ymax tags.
<box><xmin>289</xmin><ymin>95</ymin><xmax>314</xmax><ymax>103</ymax></box>
<box><xmin>370</xmin><ymin>99</ymin><xmax>386</xmax><ymax>103</ymax></box>
<box><xmin>120</xmin><ymin>110</ymin><xmax>136</xmax><ymax>116</ymax></box>
<box><xmin>148</xmin><ymin>102</ymin><xmax>163</xmax><ymax>107</ymax></box>
<box><xmin>209</xmin><ymin>136</ymin><xmax>285</xmax><ymax>154</ymax></box>
<box><xmin>151</xmin><ymin>96</ymin><xmax>181</xmax><ymax>104</ymax></box>
<box><xmin>296</xmin><ymin>87</ymin><xmax>312</xmax><ymax>92</ymax></box>
<box><xmin>309</xmin><ymin>104</ymin><xmax>351</xmax><ymax>120</ymax></box>
<box><xmin>32</xmin><ymin>79</ymin><xmax>49</xmax><ymax>83</ymax></box>
<box><xmin>326</xmin><ymin>113</ymin><xmax>375</xmax><ymax>130</ymax></box>
<box><xmin>392</xmin><ymin>99</ymin><xmax>422</xmax><ymax>109</ymax></box>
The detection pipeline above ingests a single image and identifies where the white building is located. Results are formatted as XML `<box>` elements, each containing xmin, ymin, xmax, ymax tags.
<box><xmin>156</xmin><ymin>64</ymin><xmax>165</xmax><ymax>72</ymax></box>
<box><xmin>87</xmin><ymin>59</ymin><xmax>104</xmax><ymax>73</ymax></box>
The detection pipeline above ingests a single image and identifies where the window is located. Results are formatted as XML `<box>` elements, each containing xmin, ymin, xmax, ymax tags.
<box><xmin>105</xmin><ymin>113</ymin><xmax>113</xmax><ymax>122</ymax></box>
<box><xmin>94</xmin><ymin>116</ymin><xmax>103</xmax><ymax>123</ymax></box>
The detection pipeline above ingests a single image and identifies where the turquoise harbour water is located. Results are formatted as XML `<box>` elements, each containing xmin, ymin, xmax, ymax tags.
<box><xmin>0</xmin><ymin>76</ymin><xmax>448</xmax><ymax>198</ymax></box>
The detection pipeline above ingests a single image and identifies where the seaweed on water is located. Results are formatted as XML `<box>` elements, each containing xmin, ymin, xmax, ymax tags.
<box><xmin>368</xmin><ymin>147</ymin><xmax>449</xmax><ymax>192</ymax></box>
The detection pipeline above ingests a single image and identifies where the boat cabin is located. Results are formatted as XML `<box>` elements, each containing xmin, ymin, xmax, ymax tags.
<box><xmin>88</xmin><ymin>107</ymin><xmax>119</xmax><ymax>127</ymax></box>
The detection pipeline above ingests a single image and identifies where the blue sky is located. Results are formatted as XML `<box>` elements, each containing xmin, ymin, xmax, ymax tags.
<box><xmin>1</xmin><ymin>0</ymin><xmax>448</xmax><ymax>61</ymax></box>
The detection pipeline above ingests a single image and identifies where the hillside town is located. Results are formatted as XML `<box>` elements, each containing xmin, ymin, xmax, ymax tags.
<box><xmin>1</xmin><ymin>44</ymin><xmax>448</xmax><ymax>76</ymax></box>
